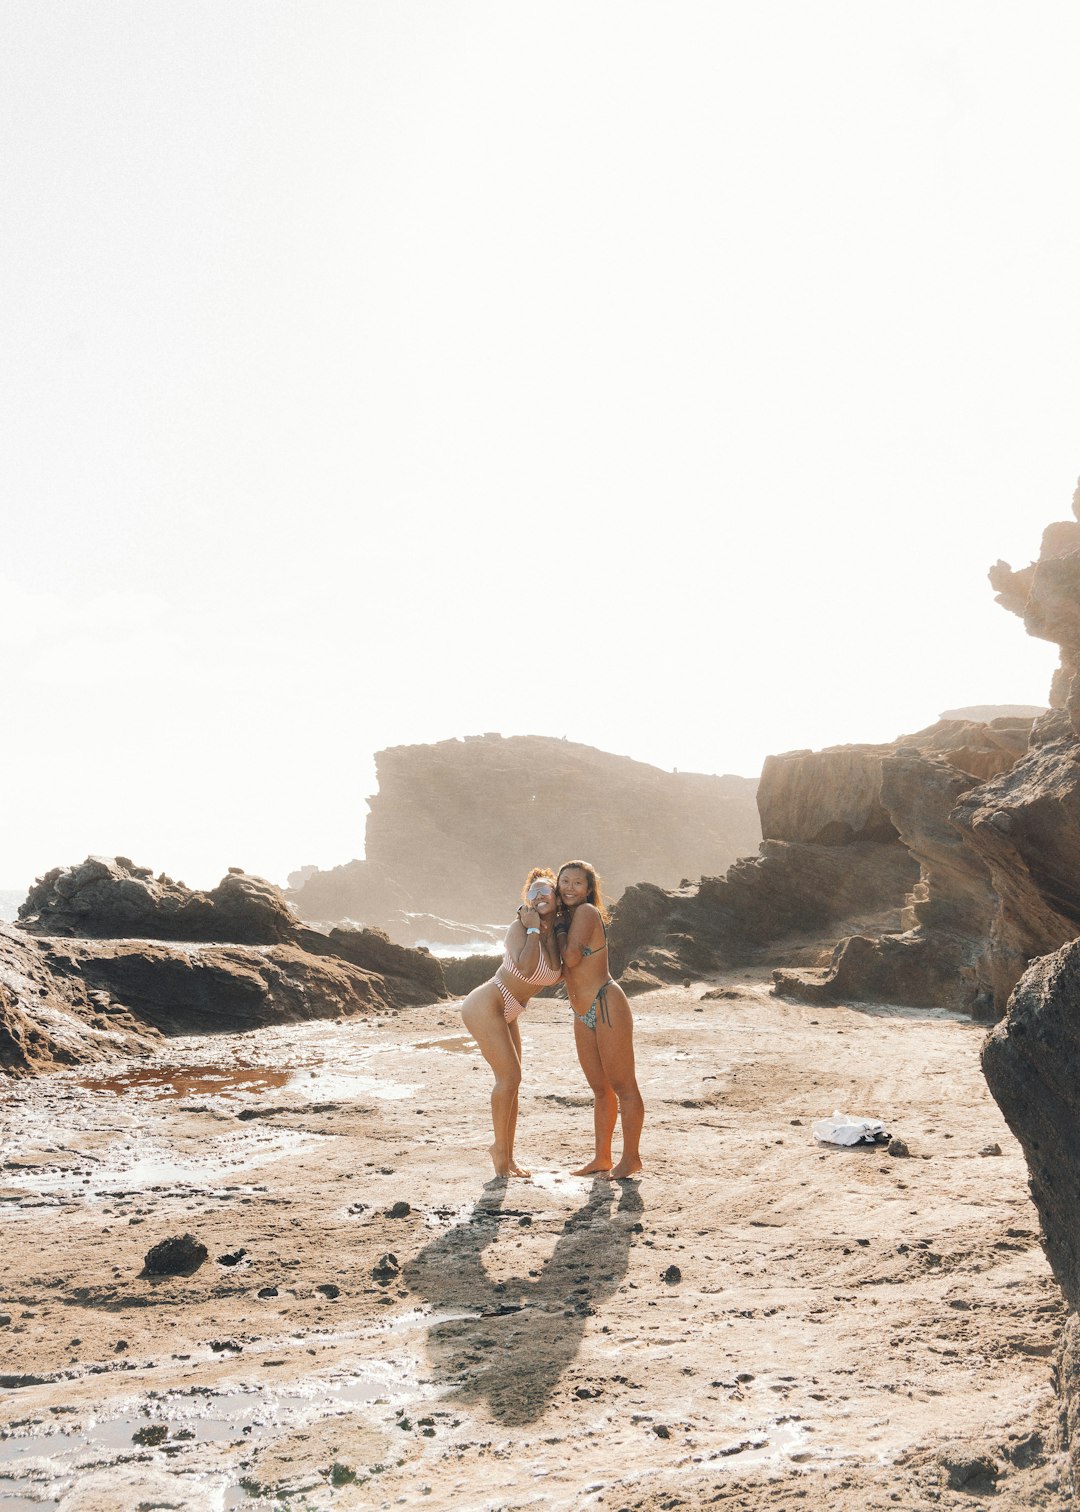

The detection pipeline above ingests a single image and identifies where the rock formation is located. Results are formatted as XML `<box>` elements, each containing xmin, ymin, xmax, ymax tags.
<box><xmin>772</xmin><ymin>722</ymin><xmax>1033</xmax><ymax>1016</ymax></box>
<box><xmin>604</xmin><ymin>716</ymin><xmax>1041</xmax><ymax>999</ymax></box>
<box><xmin>288</xmin><ymin>736</ymin><xmax>761</xmax><ymax>942</ymax></box>
<box><xmin>983</xmin><ymin>939</ymin><xmax>1080</xmax><ymax>1313</ymax></box>
<box><xmin>972</xmin><ymin>485</ymin><xmax>1080</xmax><ymax>1487</ymax></box>
<box><xmin>20</xmin><ymin>858</ymin><xmax>299</xmax><ymax>944</ymax></box>
<box><xmin>4</xmin><ymin>859</ymin><xmax>450</xmax><ymax>1075</ymax></box>
<box><xmin>775</xmin><ymin>493</ymin><xmax>1080</xmax><ymax>1019</ymax></box>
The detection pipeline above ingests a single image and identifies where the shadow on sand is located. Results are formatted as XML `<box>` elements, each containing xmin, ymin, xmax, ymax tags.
<box><xmin>403</xmin><ymin>1178</ymin><xmax>644</xmax><ymax>1425</ymax></box>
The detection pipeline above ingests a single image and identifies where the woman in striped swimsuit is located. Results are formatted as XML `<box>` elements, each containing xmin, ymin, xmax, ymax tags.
<box><xmin>460</xmin><ymin>868</ymin><xmax>562</xmax><ymax>1178</ymax></box>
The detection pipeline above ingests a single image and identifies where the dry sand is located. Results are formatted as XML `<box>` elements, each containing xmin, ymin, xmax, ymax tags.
<box><xmin>0</xmin><ymin>970</ymin><xmax>1070</xmax><ymax>1510</ymax></box>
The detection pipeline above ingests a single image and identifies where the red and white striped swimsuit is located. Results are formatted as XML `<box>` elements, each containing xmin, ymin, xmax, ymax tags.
<box><xmin>496</xmin><ymin>936</ymin><xmax>562</xmax><ymax>1023</ymax></box>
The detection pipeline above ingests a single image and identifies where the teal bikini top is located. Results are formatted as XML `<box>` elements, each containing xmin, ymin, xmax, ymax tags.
<box><xmin>579</xmin><ymin>919</ymin><xmax>608</xmax><ymax>958</ymax></box>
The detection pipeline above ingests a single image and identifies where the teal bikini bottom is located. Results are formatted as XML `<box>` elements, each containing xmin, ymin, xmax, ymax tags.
<box><xmin>573</xmin><ymin>979</ymin><xmax>614</xmax><ymax>1032</ymax></box>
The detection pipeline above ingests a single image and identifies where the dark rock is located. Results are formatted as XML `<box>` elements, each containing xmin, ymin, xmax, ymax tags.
<box><xmin>979</xmin><ymin>1143</ymin><xmax>1002</xmax><ymax>1157</ymax></box>
<box><xmin>325</xmin><ymin>926</ymin><xmax>445</xmax><ymax>1004</ymax></box>
<box><xmin>385</xmin><ymin>1201</ymin><xmax>411</xmax><ymax>1219</ymax></box>
<box><xmin>316</xmin><ymin>1284</ymin><xmax>340</xmax><ymax>1299</ymax></box>
<box><xmin>209</xmin><ymin>1339</ymin><xmax>242</xmax><ymax>1353</ymax></box>
<box><xmin>18</xmin><ymin>859</ymin><xmax>298</xmax><ymax>946</ymax></box>
<box><xmin>257</xmin><ymin>1286</ymin><xmax>278</xmax><ymax>1298</ymax></box>
<box><xmin>217</xmin><ymin>1249</ymin><xmax>247</xmax><ymax>1266</ymax></box>
<box><xmin>4</xmin><ymin>859</ymin><xmax>447</xmax><ymax>1078</ymax></box>
<box><xmin>143</xmin><ymin>1234</ymin><xmax>208</xmax><ymax>1277</ymax></box>
<box><xmin>441</xmin><ymin>954</ymin><xmax>502</xmax><ymax>997</ymax></box>
<box><xmin>1002</xmin><ymin>1430</ymin><xmax>1045</xmax><ymax>1469</ymax></box>
<box><xmin>131</xmin><ymin>1424</ymin><xmax>168</xmax><ymax>1446</ymax></box>
<box><xmin>661</xmin><ymin>1265</ymin><xmax>682</xmax><ymax>1284</ymax></box>
<box><xmin>372</xmin><ymin>1252</ymin><xmax>400</xmax><ymax>1284</ymax></box>
<box><xmin>35</xmin><ymin>938</ymin><xmax>395</xmax><ymax>1038</ymax></box>
<box><xmin>983</xmin><ymin>938</ymin><xmax>1080</xmax><ymax>1311</ymax></box>
<box><xmin>653</xmin><ymin>1424</ymin><xmax>671</xmax><ymax>1439</ymax></box>
<box><xmin>607</xmin><ymin>840</ymin><xmax>919</xmax><ymax>989</ymax></box>
<box><xmin>939</xmin><ymin>1446</ymin><xmax>998</xmax><ymax>1492</ymax></box>
<box><xmin>887</xmin><ymin>1139</ymin><xmax>910</xmax><ymax>1158</ymax></box>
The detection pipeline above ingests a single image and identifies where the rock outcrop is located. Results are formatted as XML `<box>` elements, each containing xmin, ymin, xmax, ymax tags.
<box><xmin>605</xmin><ymin>717</ymin><xmax>1036</xmax><ymax>1000</ymax></box>
<box><xmin>4</xmin><ymin>859</ymin><xmax>451</xmax><ymax>1075</ymax></box>
<box><xmin>1</xmin><ymin>923</ymin><xmax>159</xmax><ymax>1075</ymax></box>
<box><xmin>20</xmin><ymin>858</ymin><xmax>298</xmax><ymax>944</ymax></box>
<box><xmin>778</xmin><ymin>494</ymin><xmax>1080</xmax><ymax>1019</ymax></box>
<box><xmin>983</xmin><ymin>938</ymin><xmax>1080</xmax><ymax>1313</ymax></box>
<box><xmin>288</xmin><ymin>736</ymin><xmax>761</xmax><ymax>942</ymax></box>
<box><xmin>969</xmin><ymin>486</ymin><xmax>1080</xmax><ymax>1484</ymax></box>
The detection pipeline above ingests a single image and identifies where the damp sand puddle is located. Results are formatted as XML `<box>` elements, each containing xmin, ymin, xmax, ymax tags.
<box><xmin>0</xmin><ymin>1360</ymin><xmax>411</xmax><ymax>1511</ymax></box>
<box><xmin>0</xmin><ymin>1025</ymin><xmax>476</xmax><ymax>1203</ymax></box>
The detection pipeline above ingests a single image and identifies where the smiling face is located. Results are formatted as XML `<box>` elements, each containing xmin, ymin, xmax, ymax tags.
<box><xmin>557</xmin><ymin>866</ymin><xmax>589</xmax><ymax>909</ymax></box>
<box><xmin>526</xmin><ymin>879</ymin><xmax>557</xmax><ymax>917</ymax></box>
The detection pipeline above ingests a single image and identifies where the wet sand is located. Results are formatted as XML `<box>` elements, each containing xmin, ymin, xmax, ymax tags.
<box><xmin>0</xmin><ymin>973</ymin><xmax>1069</xmax><ymax>1510</ymax></box>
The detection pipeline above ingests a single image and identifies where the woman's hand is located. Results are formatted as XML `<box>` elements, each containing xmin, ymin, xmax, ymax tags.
<box><xmin>518</xmin><ymin>905</ymin><xmax>540</xmax><ymax>930</ymax></box>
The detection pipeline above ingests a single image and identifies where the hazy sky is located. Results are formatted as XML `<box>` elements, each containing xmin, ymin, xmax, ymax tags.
<box><xmin>2</xmin><ymin>2</ymin><xmax>1075</xmax><ymax>891</ymax></box>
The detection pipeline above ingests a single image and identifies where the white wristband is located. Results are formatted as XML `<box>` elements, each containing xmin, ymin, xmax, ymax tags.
<box><xmin>526</xmin><ymin>927</ymin><xmax>540</xmax><ymax>935</ymax></box>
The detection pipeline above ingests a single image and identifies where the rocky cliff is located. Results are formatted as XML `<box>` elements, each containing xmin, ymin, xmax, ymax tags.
<box><xmin>4</xmin><ymin>858</ymin><xmax>450</xmax><ymax>1075</ymax></box>
<box><xmin>604</xmin><ymin>715</ymin><xmax>1038</xmax><ymax>1001</ymax></box>
<box><xmin>288</xmin><ymin>735</ymin><xmax>761</xmax><ymax>941</ymax></box>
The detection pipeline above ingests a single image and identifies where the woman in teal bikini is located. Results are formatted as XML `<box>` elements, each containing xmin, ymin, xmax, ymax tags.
<box><xmin>555</xmin><ymin>859</ymin><xmax>644</xmax><ymax>1179</ymax></box>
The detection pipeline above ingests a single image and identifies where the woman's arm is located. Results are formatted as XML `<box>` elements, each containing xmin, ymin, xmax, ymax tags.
<box><xmin>559</xmin><ymin>903</ymin><xmax>598</xmax><ymax>970</ymax></box>
<box><xmin>504</xmin><ymin>913</ymin><xmax>542</xmax><ymax>972</ymax></box>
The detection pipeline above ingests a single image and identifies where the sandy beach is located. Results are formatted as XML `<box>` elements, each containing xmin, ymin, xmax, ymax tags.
<box><xmin>0</xmin><ymin>971</ymin><xmax>1068</xmax><ymax>1510</ymax></box>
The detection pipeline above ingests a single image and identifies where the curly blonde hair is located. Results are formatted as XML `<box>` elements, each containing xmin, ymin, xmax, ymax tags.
<box><xmin>520</xmin><ymin>867</ymin><xmax>557</xmax><ymax>903</ymax></box>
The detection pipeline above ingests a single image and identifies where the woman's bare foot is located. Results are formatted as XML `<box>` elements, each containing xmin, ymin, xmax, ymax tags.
<box><xmin>488</xmin><ymin>1141</ymin><xmax>511</xmax><ymax>1178</ymax></box>
<box><xmin>601</xmin><ymin>1156</ymin><xmax>642</xmax><ymax>1180</ymax></box>
<box><xmin>508</xmin><ymin>1159</ymin><xmax>532</xmax><ymax>1178</ymax></box>
<box><xmin>572</xmin><ymin>1157</ymin><xmax>613</xmax><ymax>1176</ymax></box>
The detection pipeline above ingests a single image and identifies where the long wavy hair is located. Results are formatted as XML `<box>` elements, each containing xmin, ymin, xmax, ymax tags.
<box><xmin>521</xmin><ymin>866</ymin><xmax>557</xmax><ymax>903</ymax></box>
<box><xmin>556</xmin><ymin>858</ymin><xmax>610</xmax><ymax>924</ymax></box>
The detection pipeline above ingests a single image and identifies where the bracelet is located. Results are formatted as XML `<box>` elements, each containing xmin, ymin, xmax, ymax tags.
<box><xmin>526</xmin><ymin>927</ymin><xmax>540</xmax><ymax>936</ymax></box>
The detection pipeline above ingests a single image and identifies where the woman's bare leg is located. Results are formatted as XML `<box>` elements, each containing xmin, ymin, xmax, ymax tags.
<box><xmin>595</xmin><ymin>983</ymin><xmax>644</xmax><ymax>1178</ymax></box>
<box><xmin>571</xmin><ymin>1015</ymin><xmax>617</xmax><ymax>1174</ymax></box>
<box><xmin>460</xmin><ymin>984</ymin><xmax>523</xmax><ymax>1178</ymax></box>
<box><xmin>505</xmin><ymin>1018</ymin><xmax>531</xmax><ymax>1176</ymax></box>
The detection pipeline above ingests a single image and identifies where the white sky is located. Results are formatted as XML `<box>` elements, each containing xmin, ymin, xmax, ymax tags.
<box><xmin>1</xmin><ymin>1</ymin><xmax>1075</xmax><ymax>891</ymax></box>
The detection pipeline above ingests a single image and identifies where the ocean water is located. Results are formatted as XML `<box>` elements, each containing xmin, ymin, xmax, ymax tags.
<box><xmin>0</xmin><ymin>889</ymin><xmax>24</xmax><ymax>922</ymax></box>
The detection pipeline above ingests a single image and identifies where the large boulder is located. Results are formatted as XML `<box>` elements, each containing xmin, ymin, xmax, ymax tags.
<box><xmin>757</xmin><ymin>745</ymin><xmax>896</xmax><ymax>845</ymax></box>
<box><xmin>982</xmin><ymin>938</ymin><xmax>1080</xmax><ymax>1312</ymax></box>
